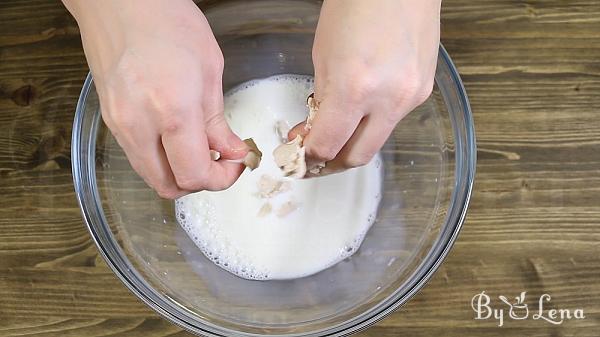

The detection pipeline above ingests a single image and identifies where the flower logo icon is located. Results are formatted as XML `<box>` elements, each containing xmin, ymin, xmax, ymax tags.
<box><xmin>499</xmin><ymin>291</ymin><xmax>529</xmax><ymax>320</ymax></box>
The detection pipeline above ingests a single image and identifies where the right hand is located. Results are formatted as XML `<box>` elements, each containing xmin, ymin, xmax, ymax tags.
<box><xmin>64</xmin><ymin>0</ymin><xmax>247</xmax><ymax>198</ymax></box>
<box><xmin>289</xmin><ymin>0</ymin><xmax>440</xmax><ymax>176</ymax></box>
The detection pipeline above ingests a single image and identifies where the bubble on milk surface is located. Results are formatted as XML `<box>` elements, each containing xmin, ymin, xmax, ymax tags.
<box><xmin>225</xmin><ymin>74</ymin><xmax>314</xmax><ymax>100</ymax></box>
<box><xmin>176</xmin><ymin>199</ymin><xmax>271</xmax><ymax>280</ymax></box>
<box><xmin>177</xmin><ymin>193</ymin><xmax>373</xmax><ymax>281</ymax></box>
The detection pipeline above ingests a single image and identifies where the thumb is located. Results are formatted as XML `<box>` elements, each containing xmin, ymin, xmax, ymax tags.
<box><xmin>287</xmin><ymin>121</ymin><xmax>310</xmax><ymax>141</ymax></box>
<box><xmin>205</xmin><ymin>113</ymin><xmax>248</xmax><ymax>160</ymax></box>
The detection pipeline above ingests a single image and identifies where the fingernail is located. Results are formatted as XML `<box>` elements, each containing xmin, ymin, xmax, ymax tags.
<box><xmin>229</xmin><ymin>135</ymin><xmax>248</xmax><ymax>152</ymax></box>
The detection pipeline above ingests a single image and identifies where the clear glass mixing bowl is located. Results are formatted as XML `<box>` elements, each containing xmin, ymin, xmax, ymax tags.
<box><xmin>71</xmin><ymin>0</ymin><xmax>476</xmax><ymax>335</ymax></box>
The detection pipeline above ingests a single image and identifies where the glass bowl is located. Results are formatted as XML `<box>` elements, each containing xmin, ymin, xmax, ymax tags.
<box><xmin>71</xmin><ymin>0</ymin><xmax>476</xmax><ymax>336</ymax></box>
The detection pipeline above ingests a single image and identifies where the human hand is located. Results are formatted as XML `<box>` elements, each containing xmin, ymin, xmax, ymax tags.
<box><xmin>290</xmin><ymin>0</ymin><xmax>441</xmax><ymax>175</ymax></box>
<box><xmin>63</xmin><ymin>0</ymin><xmax>247</xmax><ymax>198</ymax></box>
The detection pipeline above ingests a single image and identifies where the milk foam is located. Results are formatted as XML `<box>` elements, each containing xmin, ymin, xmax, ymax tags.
<box><xmin>176</xmin><ymin>74</ymin><xmax>383</xmax><ymax>280</ymax></box>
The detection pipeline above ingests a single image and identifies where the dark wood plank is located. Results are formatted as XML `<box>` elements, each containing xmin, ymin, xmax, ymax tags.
<box><xmin>1</xmin><ymin>0</ymin><xmax>599</xmax><ymax>336</ymax></box>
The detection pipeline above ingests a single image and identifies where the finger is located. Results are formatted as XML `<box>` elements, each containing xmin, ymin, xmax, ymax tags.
<box><xmin>161</xmin><ymin>121</ymin><xmax>244</xmax><ymax>192</ymax></box>
<box><xmin>205</xmin><ymin>112</ymin><xmax>248</xmax><ymax>160</ymax></box>
<box><xmin>202</xmin><ymin>69</ymin><xmax>247</xmax><ymax>160</ymax></box>
<box><xmin>140</xmin><ymin>139</ymin><xmax>190</xmax><ymax>198</ymax></box>
<box><xmin>302</xmin><ymin>96</ymin><xmax>363</xmax><ymax>165</ymax></box>
<box><xmin>112</xmin><ymin>126</ymin><xmax>187</xmax><ymax>199</ymax></box>
<box><xmin>205</xmin><ymin>160</ymin><xmax>246</xmax><ymax>191</ymax></box>
<box><xmin>319</xmin><ymin>114</ymin><xmax>395</xmax><ymax>176</ymax></box>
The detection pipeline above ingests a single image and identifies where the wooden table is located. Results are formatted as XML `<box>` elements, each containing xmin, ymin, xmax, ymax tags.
<box><xmin>1</xmin><ymin>1</ymin><xmax>599</xmax><ymax>336</ymax></box>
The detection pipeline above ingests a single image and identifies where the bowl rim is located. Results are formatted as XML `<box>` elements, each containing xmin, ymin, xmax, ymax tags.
<box><xmin>71</xmin><ymin>44</ymin><xmax>476</xmax><ymax>337</ymax></box>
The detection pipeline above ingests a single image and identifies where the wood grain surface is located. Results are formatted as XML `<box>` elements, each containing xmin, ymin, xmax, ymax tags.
<box><xmin>1</xmin><ymin>0</ymin><xmax>599</xmax><ymax>336</ymax></box>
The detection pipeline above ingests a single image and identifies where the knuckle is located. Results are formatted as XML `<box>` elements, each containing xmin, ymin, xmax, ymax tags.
<box><xmin>176</xmin><ymin>178</ymin><xmax>203</xmax><ymax>192</ymax></box>
<box><xmin>415</xmin><ymin>79</ymin><xmax>434</xmax><ymax>105</ymax></box>
<box><xmin>311</xmin><ymin>47</ymin><xmax>319</xmax><ymax>64</ymax></box>
<box><xmin>203</xmin><ymin>50</ymin><xmax>225</xmax><ymax>79</ymax></box>
<box><xmin>146</xmin><ymin>179</ymin><xmax>180</xmax><ymax>199</ymax></box>
<box><xmin>384</xmin><ymin>75</ymin><xmax>434</xmax><ymax>122</ymax></box>
<box><xmin>308</xmin><ymin>143</ymin><xmax>338</xmax><ymax>162</ymax></box>
<box><xmin>156</xmin><ymin>188</ymin><xmax>180</xmax><ymax>199</ymax></box>
<box><xmin>149</xmin><ymin>93</ymin><xmax>197</xmax><ymax>134</ymax></box>
<box><xmin>213</xmin><ymin>52</ymin><xmax>225</xmax><ymax>73</ymax></box>
<box><xmin>149</xmin><ymin>179</ymin><xmax>181</xmax><ymax>199</ymax></box>
<box><xmin>109</xmin><ymin>109</ymin><xmax>137</xmax><ymax>132</ymax></box>
<box><xmin>175</xmin><ymin>170</ymin><xmax>209</xmax><ymax>191</ymax></box>
<box><xmin>386</xmin><ymin>103</ymin><xmax>406</xmax><ymax>123</ymax></box>
<box><xmin>343</xmin><ymin>153</ymin><xmax>374</xmax><ymax>169</ymax></box>
<box><xmin>100</xmin><ymin>110</ymin><xmax>116</xmax><ymax>131</ymax></box>
<box><xmin>396</xmin><ymin>74</ymin><xmax>433</xmax><ymax>108</ymax></box>
<box><xmin>398</xmin><ymin>80</ymin><xmax>421</xmax><ymax>101</ymax></box>
<box><xmin>204</xmin><ymin>110</ymin><xmax>225</xmax><ymax>129</ymax></box>
<box><xmin>154</xmin><ymin>91</ymin><xmax>190</xmax><ymax>114</ymax></box>
<box><xmin>346</xmin><ymin>72</ymin><xmax>379</xmax><ymax>103</ymax></box>
<box><xmin>204</xmin><ymin>62</ymin><xmax>223</xmax><ymax>81</ymax></box>
<box><xmin>161</xmin><ymin>114</ymin><xmax>186</xmax><ymax>134</ymax></box>
<box><xmin>388</xmin><ymin>104</ymin><xmax>411</xmax><ymax>124</ymax></box>
<box><xmin>213</xmin><ymin>178</ymin><xmax>235</xmax><ymax>191</ymax></box>
<box><xmin>146</xmin><ymin>82</ymin><xmax>195</xmax><ymax>110</ymax></box>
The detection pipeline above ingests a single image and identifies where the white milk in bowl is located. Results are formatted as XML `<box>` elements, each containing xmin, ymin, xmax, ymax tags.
<box><xmin>176</xmin><ymin>75</ymin><xmax>382</xmax><ymax>280</ymax></box>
